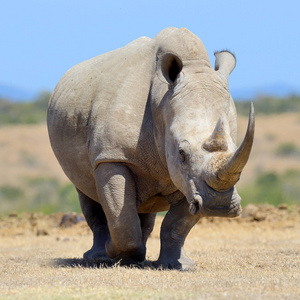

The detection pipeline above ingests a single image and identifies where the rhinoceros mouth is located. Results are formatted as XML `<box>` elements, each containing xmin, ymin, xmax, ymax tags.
<box><xmin>191</xmin><ymin>186</ymin><xmax>241</xmax><ymax>217</ymax></box>
<box><xmin>207</xmin><ymin>205</ymin><xmax>230</xmax><ymax>211</ymax></box>
<box><xmin>204</xmin><ymin>201</ymin><xmax>241</xmax><ymax>217</ymax></box>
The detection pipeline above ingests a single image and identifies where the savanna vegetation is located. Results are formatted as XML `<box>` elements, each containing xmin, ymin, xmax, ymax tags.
<box><xmin>240</xmin><ymin>170</ymin><xmax>300</xmax><ymax>207</ymax></box>
<box><xmin>0</xmin><ymin>178</ymin><xmax>80</xmax><ymax>214</ymax></box>
<box><xmin>0</xmin><ymin>94</ymin><xmax>300</xmax><ymax>214</ymax></box>
<box><xmin>235</xmin><ymin>94</ymin><xmax>300</xmax><ymax>115</ymax></box>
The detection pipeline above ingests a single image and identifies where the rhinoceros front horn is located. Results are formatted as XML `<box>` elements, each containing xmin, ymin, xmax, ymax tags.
<box><xmin>206</xmin><ymin>103</ymin><xmax>255</xmax><ymax>191</ymax></box>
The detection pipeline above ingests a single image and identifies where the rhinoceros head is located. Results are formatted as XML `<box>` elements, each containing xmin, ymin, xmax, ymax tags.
<box><xmin>152</xmin><ymin>32</ymin><xmax>254</xmax><ymax>217</ymax></box>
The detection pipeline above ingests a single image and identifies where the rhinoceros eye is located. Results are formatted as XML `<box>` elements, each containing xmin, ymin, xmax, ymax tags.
<box><xmin>178</xmin><ymin>140</ymin><xmax>191</xmax><ymax>163</ymax></box>
<box><xmin>179</xmin><ymin>148</ymin><xmax>186</xmax><ymax>162</ymax></box>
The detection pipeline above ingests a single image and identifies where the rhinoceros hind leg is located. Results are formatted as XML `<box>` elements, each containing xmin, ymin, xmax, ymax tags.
<box><xmin>77</xmin><ymin>189</ymin><xmax>110</xmax><ymax>261</ymax></box>
<box><xmin>139</xmin><ymin>213</ymin><xmax>156</xmax><ymax>246</ymax></box>
<box><xmin>154</xmin><ymin>198</ymin><xmax>200</xmax><ymax>271</ymax></box>
<box><xmin>95</xmin><ymin>163</ymin><xmax>146</xmax><ymax>265</ymax></box>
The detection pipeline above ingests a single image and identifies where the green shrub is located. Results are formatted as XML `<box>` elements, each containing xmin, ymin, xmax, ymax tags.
<box><xmin>0</xmin><ymin>186</ymin><xmax>24</xmax><ymax>201</ymax></box>
<box><xmin>0</xmin><ymin>91</ymin><xmax>50</xmax><ymax>125</ymax></box>
<box><xmin>0</xmin><ymin>177</ymin><xmax>80</xmax><ymax>214</ymax></box>
<box><xmin>275</xmin><ymin>143</ymin><xmax>300</xmax><ymax>156</ymax></box>
<box><xmin>58</xmin><ymin>183</ymin><xmax>81</xmax><ymax>212</ymax></box>
<box><xmin>239</xmin><ymin>170</ymin><xmax>300</xmax><ymax>207</ymax></box>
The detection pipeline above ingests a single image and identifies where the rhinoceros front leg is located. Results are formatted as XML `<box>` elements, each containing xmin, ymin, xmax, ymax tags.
<box><xmin>94</xmin><ymin>163</ymin><xmax>146</xmax><ymax>265</ymax></box>
<box><xmin>77</xmin><ymin>189</ymin><xmax>110</xmax><ymax>261</ymax></box>
<box><xmin>155</xmin><ymin>198</ymin><xmax>200</xmax><ymax>270</ymax></box>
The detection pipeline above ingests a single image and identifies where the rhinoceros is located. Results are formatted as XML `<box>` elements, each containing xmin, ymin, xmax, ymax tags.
<box><xmin>47</xmin><ymin>27</ymin><xmax>254</xmax><ymax>270</ymax></box>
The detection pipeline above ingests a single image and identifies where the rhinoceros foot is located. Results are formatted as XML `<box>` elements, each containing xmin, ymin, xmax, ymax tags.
<box><xmin>107</xmin><ymin>241</ymin><xmax>146</xmax><ymax>267</ymax></box>
<box><xmin>83</xmin><ymin>247</ymin><xmax>110</xmax><ymax>262</ymax></box>
<box><xmin>154</xmin><ymin>255</ymin><xmax>196</xmax><ymax>271</ymax></box>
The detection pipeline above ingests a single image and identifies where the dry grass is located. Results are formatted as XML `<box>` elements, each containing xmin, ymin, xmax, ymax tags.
<box><xmin>0</xmin><ymin>211</ymin><xmax>299</xmax><ymax>299</ymax></box>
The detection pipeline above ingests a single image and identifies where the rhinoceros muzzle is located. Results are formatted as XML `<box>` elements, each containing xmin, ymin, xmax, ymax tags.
<box><xmin>190</xmin><ymin>186</ymin><xmax>241</xmax><ymax>217</ymax></box>
<box><xmin>187</xmin><ymin>104</ymin><xmax>254</xmax><ymax>217</ymax></box>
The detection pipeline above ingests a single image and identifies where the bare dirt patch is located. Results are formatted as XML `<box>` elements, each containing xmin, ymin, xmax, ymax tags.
<box><xmin>1</xmin><ymin>206</ymin><xmax>299</xmax><ymax>299</ymax></box>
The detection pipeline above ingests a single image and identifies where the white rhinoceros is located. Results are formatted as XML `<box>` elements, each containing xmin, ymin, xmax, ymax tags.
<box><xmin>47</xmin><ymin>27</ymin><xmax>254</xmax><ymax>270</ymax></box>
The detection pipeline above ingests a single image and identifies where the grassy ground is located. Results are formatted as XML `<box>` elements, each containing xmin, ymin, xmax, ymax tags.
<box><xmin>0</xmin><ymin>208</ymin><xmax>299</xmax><ymax>299</ymax></box>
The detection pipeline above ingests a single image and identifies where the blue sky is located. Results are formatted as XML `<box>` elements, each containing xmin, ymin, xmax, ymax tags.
<box><xmin>1</xmin><ymin>0</ymin><xmax>299</xmax><ymax>96</ymax></box>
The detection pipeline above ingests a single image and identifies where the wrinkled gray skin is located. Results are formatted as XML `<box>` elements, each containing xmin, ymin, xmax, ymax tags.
<box><xmin>47</xmin><ymin>27</ymin><xmax>255</xmax><ymax>270</ymax></box>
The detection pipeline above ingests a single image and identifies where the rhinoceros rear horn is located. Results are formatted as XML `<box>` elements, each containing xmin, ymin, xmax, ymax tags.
<box><xmin>207</xmin><ymin>103</ymin><xmax>255</xmax><ymax>191</ymax></box>
<box><xmin>160</xmin><ymin>53</ymin><xmax>183</xmax><ymax>84</ymax></box>
<box><xmin>214</xmin><ymin>51</ymin><xmax>236</xmax><ymax>84</ymax></box>
<box><xmin>203</xmin><ymin>117</ymin><xmax>228</xmax><ymax>152</ymax></box>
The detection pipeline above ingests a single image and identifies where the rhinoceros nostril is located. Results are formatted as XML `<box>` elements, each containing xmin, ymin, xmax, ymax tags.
<box><xmin>191</xmin><ymin>202</ymin><xmax>200</xmax><ymax>214</ymax></box>
<box><xmin>189</xmin><ymin>195</ymin><xmax>203</xmax><ymax>215</ymax></box>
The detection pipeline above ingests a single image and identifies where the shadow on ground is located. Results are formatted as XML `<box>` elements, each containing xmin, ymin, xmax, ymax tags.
<box><xmin>50</xmin><ymin>257</ymin><xmax>156</xmax><ymax>269</ymax></box>
<box><xmin>51</xmin><ymin>257</ymin><xmax>114</xmax><ymax>268</ymax></box>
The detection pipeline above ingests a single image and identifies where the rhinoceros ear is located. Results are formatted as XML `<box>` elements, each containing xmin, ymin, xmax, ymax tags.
<box><xmin>159</xmin><ymin>53</ymin><xmax>183</xmax><ymax>84</ymax></box>
<box><xmin>214</xmin><ymin>51</ymin><xmax>236</xmax><ymax>84</ymax></box>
